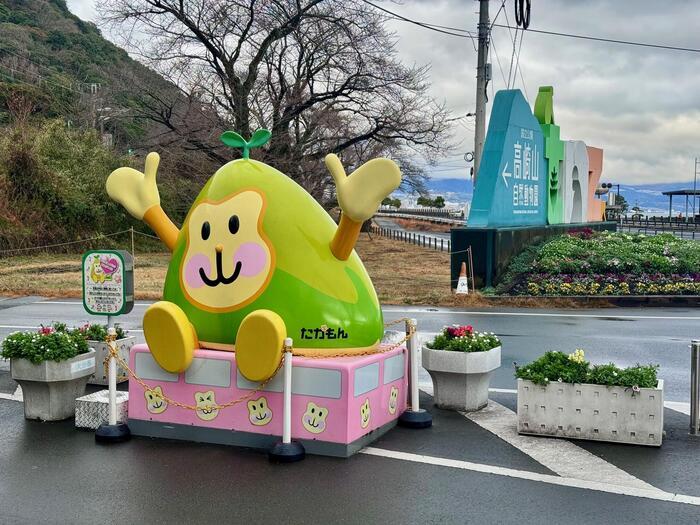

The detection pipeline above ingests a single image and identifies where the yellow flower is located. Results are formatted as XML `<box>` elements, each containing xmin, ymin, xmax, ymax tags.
<box><xmin>568</xmin><ymin>348</ymin><xmax>585</xmax><ymax>364</ymax></box>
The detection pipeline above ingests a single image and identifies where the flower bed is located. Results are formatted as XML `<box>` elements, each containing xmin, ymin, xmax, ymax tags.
<box><xmin>427</xmin><ymin>325</ymin><xmax>501</xmax><ymax>352</ymax></box>
<box><xmin>497</xmin><ymin>231</ymin><xmax>700</xmax><ymax>296</ymax></box>
<box><xmin>515</xmin><ymin>350</ymin><xmax>658</xmax><ymax>388</ymax></box>
<box><xmin>1</xmin><ymin>323</ymin><xmax>90</xmax><ymax>364</ymax></box>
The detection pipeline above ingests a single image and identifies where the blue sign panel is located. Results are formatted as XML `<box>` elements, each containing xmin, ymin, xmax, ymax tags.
<box><xmin>467</xmin><ymin>90</ymin><xmax>547</xmax><ymax>227</ymax></box>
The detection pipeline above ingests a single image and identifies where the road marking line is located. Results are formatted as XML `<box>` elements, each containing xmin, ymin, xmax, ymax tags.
<box><xmin>360</xmin><ymin>447</ymin><xmax>700</xmax><ymax>506</ymax></box>
<box><xmin>464</xmin><ymin>400</ymin><xmax>656</xmax><ymax>490</ymax></box>
<box><xmin>0</xmin><ymin>386</ymin><xmax>22</xmax><ymax>402</ymax></box>
<box><xmin>664</xmin><ymin>401</ymin><xmax>691</xmax><ymax>415</ymax></box>
<box><xmin>384</xmin><ymin>308</ymin><xmax>700</xmax><ymax>321</ymax></box>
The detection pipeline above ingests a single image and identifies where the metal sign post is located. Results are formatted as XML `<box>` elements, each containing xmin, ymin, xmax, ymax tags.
<box><xmin>82</xmin><ymin>250</ymin><xmax>134</xmax><ymax>443</ymax></box>
<box><xmin>691</xmin><ymin>340</ymin><xmax>700</xmax><ymax>436</ymax></box>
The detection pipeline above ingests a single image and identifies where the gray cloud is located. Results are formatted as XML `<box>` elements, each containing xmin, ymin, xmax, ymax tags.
<box><xmin>385</xmin><ymin>0</ymin><xmax>700</xmax><ymax>184</ymax></box>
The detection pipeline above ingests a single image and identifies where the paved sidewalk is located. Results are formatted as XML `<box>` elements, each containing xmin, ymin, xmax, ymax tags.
<box><xmin>1</xmin><ymin>390</ymin><xmax>700</xmax><ymax>524</ymax></box>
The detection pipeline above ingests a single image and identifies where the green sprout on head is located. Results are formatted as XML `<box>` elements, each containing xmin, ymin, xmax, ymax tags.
<box><xmin>220</xmin><ymin>129</ymin><xmax>272</xmax><ymax>159</ymax></box>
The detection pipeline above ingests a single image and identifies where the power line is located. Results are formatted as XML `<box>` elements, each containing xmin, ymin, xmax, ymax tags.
<box><xmin>363</xmin><ymin>1</ymin><xmax>700</xmax><ymax>55</ymax></box>
<box><xmin>492</xmin><ymin>23</ymin><xmax>700</xmax><ymax>54</ymax></box>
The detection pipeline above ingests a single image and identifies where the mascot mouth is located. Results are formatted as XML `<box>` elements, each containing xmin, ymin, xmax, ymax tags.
<box><xmin>199</xmin><ymin>251</ymin><xmax>242</xmax><ymax>287</ymax></box>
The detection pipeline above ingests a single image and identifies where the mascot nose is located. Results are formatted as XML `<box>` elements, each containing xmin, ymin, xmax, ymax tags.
<box><xmin>215</xmin><ymin>244</ymin><xmax>224</xmax><ymax>254</ymax></box>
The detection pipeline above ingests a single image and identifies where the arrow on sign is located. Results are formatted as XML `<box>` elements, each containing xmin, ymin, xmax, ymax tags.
<box><xmin>501</xmin><ymin>163</ymin><xmax>512</xmax><ymax>188</ymax></box>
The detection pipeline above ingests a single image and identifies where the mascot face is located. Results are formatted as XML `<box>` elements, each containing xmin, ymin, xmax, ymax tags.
<box><xmin>180</xmin><ymin>190</ymin><xmax>274</xmax><ymax>311</ymax></box>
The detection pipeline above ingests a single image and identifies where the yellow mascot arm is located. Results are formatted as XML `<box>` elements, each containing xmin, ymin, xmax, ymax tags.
<box><xmin>106</xmin><ymin>152</ymin><xmax>179</xmax><ymax>251</ymax></box>
<box><xmin>325</xmin><ymin>154</ymin><xmax>402</xmax><ymax>260</ymax></box>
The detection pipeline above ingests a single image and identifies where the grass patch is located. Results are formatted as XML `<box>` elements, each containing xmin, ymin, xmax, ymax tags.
<box><xmin>0</xmin><ymin>236</ymin><xmax>490</xmax><ymax>306</ymax></box>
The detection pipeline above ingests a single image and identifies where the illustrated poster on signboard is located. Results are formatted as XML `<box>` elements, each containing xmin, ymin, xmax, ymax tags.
<box><xmin>82</xmin><ymin>250</ymin><xmax>134</xmax><ymax>316</ymax></box>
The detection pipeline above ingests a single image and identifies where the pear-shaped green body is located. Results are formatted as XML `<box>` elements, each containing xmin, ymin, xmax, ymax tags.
<box><xmin>163</xmin><ymin>159</ymin><xmax>383</xmax><ymax>351</ymax></box>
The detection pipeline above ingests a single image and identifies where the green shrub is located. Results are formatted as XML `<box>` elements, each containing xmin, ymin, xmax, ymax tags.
<box><xmin>79</xmin><ymin>323</ymin><xmax>128</xmax><ymax>341</ymax></box>
<box><xmin>1</xmin><ymin>324</ymin><xmax>89</xmax><ymax>364</ymax></box>
<box><xmin>515</xmin><ymin>350</ymin><xmax>658</xmax><ymax>389</ymax></box>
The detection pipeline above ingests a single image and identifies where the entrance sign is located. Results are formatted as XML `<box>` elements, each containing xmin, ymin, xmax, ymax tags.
<box><xmin>82</xmin><ymin>250</ymin><xmax>134</xmax><ymax>316</ymax></box>
<box><xmin>467</xmin><ymin>90</ymin><xmax>548</xmax><ymax>227</ymax></box>
<box><xmin>467</xmin><ymin>87</ymin><xmax>607</xmax><ymax>228</ymax></box>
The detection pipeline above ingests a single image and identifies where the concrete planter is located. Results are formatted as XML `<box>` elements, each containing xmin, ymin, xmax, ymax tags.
<box><xmin>422</xmin><ymin>345</ymin><xmax>501</xmax><ymax>411</ymax></box>
<box><xmin>517</xmin><ymin>378</ymin><xmax>664</xmax><ymax>446</ymax></box>
<box><xmin>87</xmin><ymin>336</ymin><xmax>134</xmax><ymax>385</ymax></box>
<box><xmin>11</xmin><ymin>349</ymin><xmax>96</xmax><ymax>421</ymax></box>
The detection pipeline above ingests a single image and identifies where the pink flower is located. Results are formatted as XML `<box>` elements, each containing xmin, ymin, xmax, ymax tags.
<box><xmin>38</xmin><ymin>326</ymin><xmax>54</xmax><ymax>335</ymax></box>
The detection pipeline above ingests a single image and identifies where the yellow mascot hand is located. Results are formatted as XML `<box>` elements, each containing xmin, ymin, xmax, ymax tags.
<box><xmin>326</xmin><ymin>154</ymin><xmax>402</xmax><ymax>260</ymax></box>
<box><xmin>106</xmin><ymin>152</ymin><xmax>161</xmax><ymax>220</ymax></box>
<box><xmin>325</xmin><ymin>154</ymin><xmax>402</xmax><ymax>223</ymax></box>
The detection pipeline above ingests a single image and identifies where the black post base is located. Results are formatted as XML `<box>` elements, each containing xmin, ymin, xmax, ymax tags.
<box><xmin>268</xmin><ymin>440</ymin><xmax>306</xmax><ymax>463</ymax></box>
<box><xmin>398</xmin><ymin>409</ymin><xmax>433</xmax><ymax>429</ymax></box>
<box><xmin>95</xmin><ymin>423</ymin><xmax>131</xmax><ymax>443</ymax></box>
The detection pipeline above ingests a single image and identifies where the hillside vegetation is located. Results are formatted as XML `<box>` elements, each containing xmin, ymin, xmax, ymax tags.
<box><xmin>0</xmin><ymin>0</ymin><xmax>202</xmax><ymax>251</ymax></box>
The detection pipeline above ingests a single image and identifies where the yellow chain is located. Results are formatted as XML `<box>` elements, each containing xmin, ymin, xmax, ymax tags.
<box><xmin>105</xmin><ymin>318</ymin><xmax>415</xmax><ymax>410</ymax></box>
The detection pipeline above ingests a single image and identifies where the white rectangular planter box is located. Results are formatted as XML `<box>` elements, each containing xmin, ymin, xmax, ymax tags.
<box><xmin>75</xmin><ymin>389</ymin><xmax>129</xmax><ymax>430</ymax></box>
<box><xmin>517</xmin><ymin>378</ymin><xmax>664</xmax><ymax>446</ymax></box>
<box><xmin>87</xmin><ymin>336</ymin><xmax>135</xmax><ymax>385</ymax></box>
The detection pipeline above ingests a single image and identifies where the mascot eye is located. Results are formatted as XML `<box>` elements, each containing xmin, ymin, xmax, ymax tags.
<box><xmin>228</xmin><ymin>215</ymin><xmax>240</xmax><ymax>234</ymax></box>
<box><xmin>201</xmin><ymin>221</ymin><xmax>211</xmax><ymax>240</ymax></box>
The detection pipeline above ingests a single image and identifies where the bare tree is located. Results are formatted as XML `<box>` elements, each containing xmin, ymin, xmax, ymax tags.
<box><xmin>100</xmin><ymin>0</ymin><xmax>451</xmax><ymax>196</ymax></box>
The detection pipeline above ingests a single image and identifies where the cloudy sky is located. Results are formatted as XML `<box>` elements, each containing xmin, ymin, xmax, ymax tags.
<box><xmin>67</xmin><ymin>0</ymin><xmax>700</xmax><ymax>185</ymax></box>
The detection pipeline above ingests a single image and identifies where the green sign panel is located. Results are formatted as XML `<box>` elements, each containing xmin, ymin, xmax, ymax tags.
<box><xmin>82</xmin><ymin>250</ymin><xmax>134</xmax><ymax>316</ymax></box>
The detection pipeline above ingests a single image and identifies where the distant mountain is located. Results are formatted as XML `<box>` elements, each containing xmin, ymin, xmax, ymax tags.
<box><xmin>398</xmin><ymin>177</ymin><xmax>699</xmax><ymax>216</ymax></box>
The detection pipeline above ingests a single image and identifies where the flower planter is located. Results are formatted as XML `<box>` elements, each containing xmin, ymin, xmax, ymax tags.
<box><xmin>87</xmin><ymin>336</ymin><xmax>135</xmax><ymax>385</ymax></box>
<box><xmin>11</xmin><ymin>349</ymin><xmax>96</xmax><ymax>421</ymax></box>
<box><xmin>422</xmin><ymin>345</ymin><xmax>501</xmax><ymax>411</ymax></box>
<box><xmin>517</xmin><ymin>378</ymin><xmax>664</xmax><ymax>446</ymax></box>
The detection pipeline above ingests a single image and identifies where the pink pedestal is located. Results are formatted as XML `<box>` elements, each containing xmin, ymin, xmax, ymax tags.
<box><xmin>127</xmin><ymin>344</ymin><xmax>408</xmax><ymax>456</ymax></box>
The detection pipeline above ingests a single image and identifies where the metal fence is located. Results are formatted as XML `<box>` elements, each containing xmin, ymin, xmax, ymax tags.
<box><xmin>371</xmin><ymin>226</ymin><xmax>451</xmax><ymax>253</ymax></box>
<box><xmin>617</xmin><ymin>217</ymin><xmax>699</xmax><ymax>240</ymax></box>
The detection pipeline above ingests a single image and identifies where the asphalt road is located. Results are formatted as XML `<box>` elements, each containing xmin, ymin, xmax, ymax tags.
<box><xmin>1</xmin><ymin>297</ymin><xmax>697</xmax><ymax>402</ymax></box>
<box><xmin>2</xmin><ymin>297</ymin><xmax>700</xmax><ymax>523</ymax></box>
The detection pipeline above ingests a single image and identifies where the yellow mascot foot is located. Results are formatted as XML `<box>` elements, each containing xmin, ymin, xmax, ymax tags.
<box><xmin>236</xmin><ymin>310</ymin><xmax>286</xmax><ymax>382</ymax></box>
<box><xmin>143</xmin><ymin>301</ymin><xmax>197</xmax><ymax>373</ymax></box>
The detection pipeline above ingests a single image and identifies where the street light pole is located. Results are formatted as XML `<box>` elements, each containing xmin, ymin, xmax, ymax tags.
<box><xmin>473</xmin><ymin>0</ymin><xmax>490</xmax><ymax>185</ymax></box>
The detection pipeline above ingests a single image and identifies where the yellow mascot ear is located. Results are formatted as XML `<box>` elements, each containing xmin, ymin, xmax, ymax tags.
<box><xmin>106</xmin><ymin>152</ymin><xmax>161</xmax><ymax>220</ymax></box>
<box><xmin>326</xmin><ymin>154</ymin><xmax>402</xmax><ymax>223</ymax></box>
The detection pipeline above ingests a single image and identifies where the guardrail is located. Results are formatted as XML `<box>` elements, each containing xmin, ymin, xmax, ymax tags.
<box><xmin>617</xmin><ymin>218</ymin><xmax>699</xmax><ymax>240</ymax></box>
<box><xmin>371</xmin><ymin>225</ymin><xmax>451</xmax><ymax>252</ymax></box>
<box><xmin>375</xmin><ymin>212</ymin><xmax>463</xmax><ymax>226</ymax></box>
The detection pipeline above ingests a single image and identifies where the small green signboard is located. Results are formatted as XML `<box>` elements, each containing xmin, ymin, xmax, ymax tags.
<box><xmin>82</xmin><ymin>250</ymin><xmax>134</xmax><ymax>316</ymax></box>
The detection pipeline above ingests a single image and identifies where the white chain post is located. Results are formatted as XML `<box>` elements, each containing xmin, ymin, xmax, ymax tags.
<box><xmin>407</xmin><ymin>318</ymin><xmax>419</xmax><ymax>412</ymax></box>
<box><xmin>282</xmin><ymin>337</ymin><xmax>293</xmax><ymax>445</ymax></box>
<box><xmin>398</xmin><ymin>318</ymin><xmax>432</xmax><ymax>429</ymax></box>
<box><xmin>269</xmin><ymin>337</ymin><xmax>305</xmax><ymax>462</ymax></box>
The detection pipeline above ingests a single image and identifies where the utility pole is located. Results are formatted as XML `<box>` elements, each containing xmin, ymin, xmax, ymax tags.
<box><xmin>473</xmin><ymin>0</ymin><xmax>490</xmax><ymax>185</ymax></box>
<box><xmin>693</xmin><ymin>157</ymin><xmax>699</xmax><ymax>219</ymax></box>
